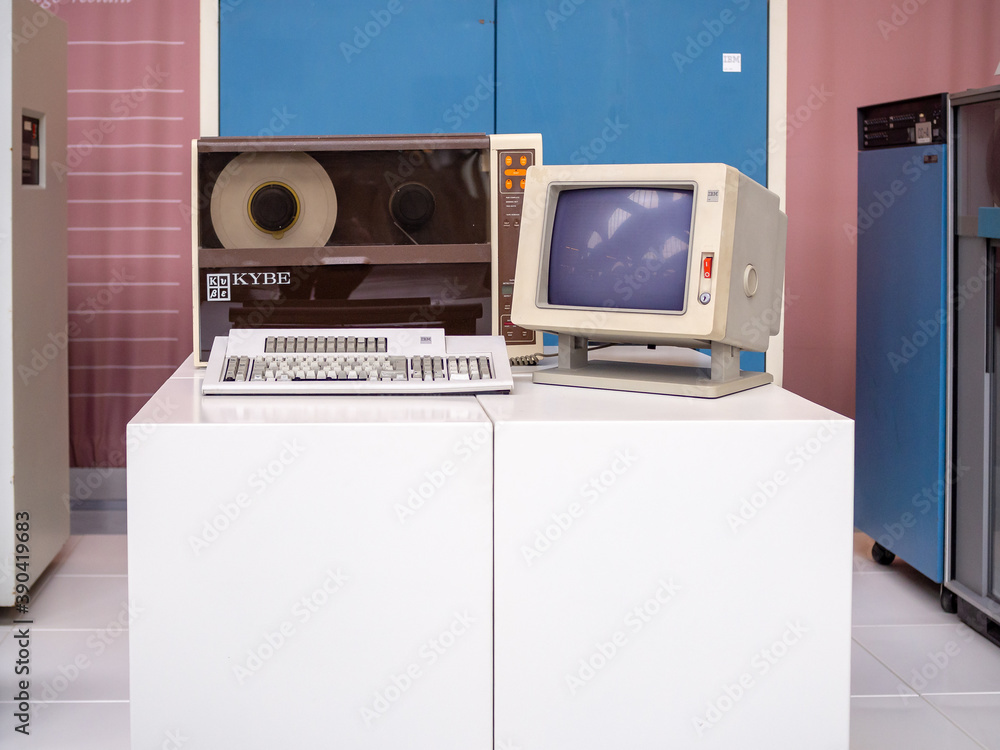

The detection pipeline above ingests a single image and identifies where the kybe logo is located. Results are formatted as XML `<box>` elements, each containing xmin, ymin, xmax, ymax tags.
<box><xmin>206</xmin><ymin>271</ymin><xmax>293</xmax><ymax>301</ymax></box>
<box><xmin>206</xmin><ymin>273</ymin><xmax>230</xmax><ymax>301</ymax></box>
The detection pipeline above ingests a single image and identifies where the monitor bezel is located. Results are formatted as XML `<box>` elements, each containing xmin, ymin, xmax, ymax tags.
<box><xmin>513</xmin><ymin>163</ymin><xmax>740</xmax><ymax>347</ymax></box>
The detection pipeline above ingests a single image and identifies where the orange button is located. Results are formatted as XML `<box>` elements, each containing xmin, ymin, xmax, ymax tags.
<box><xmin>504</xmin><ymin>155</ymin><xmax>512</xmax><ymax>166</ymax></box>
<box><xmin>505</xmin><ymin>178</ymin><xmax>513</xmax><ymax>190</ymax></box>
<box><xmin>703</xmin><ymin>257</ymin><xmax>713</xmax><ymax>278</ymax></box>
<box><xmin>520</xmin><ymin>155</ymin><xmax>528</xmax><ymax>166</ymax></box>
<box><xmin>520</xmin><ymin>178</ymin><xmax>526</xmax><ymax>189</ymax></box>
<box><xmin>504</xmin><ymin>168</ymin><xmax>527</xmax><ymax>176</ymax></box>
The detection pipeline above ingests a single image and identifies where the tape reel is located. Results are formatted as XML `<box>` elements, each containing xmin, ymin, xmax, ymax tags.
<box><xmin>210</xmin><ymin>152</ymin><xmax>338</xmax><ymax>248</ymax></box>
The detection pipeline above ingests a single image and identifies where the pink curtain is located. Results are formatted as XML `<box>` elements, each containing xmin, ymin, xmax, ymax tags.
<box><xmin>47</xmin><ymin>0</ymin><xmax>200</xmax><ymax>466</ymax></box>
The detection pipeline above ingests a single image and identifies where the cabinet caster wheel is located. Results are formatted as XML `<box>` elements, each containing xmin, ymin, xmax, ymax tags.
<box><xmin>940</xmin><ymin>587</ymin><xmax>958</xmax><ymax>614</ymax></box>
<box><xmin>871</xmin><ymin>542</ymin><xmax>896</xmax><ymax>565</ymax></box>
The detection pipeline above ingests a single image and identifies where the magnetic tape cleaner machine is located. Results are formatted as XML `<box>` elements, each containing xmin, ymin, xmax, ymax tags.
<box><xmin>192</xmin><ymin>133</ymin><xmax>541</xmax><ymax>366</ymax></box>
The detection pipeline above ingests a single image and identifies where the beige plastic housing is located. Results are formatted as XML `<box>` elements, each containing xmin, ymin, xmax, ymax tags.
<box><xmin>511</xmin><ymin>163</ymin><xmax>787</xmax><ymax>397</ymax></box>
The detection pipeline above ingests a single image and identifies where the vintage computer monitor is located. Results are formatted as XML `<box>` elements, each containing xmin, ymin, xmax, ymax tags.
<box><xmin>511</xmin><ymin>163</ymin><xmax>787</xmax><ymax>397</ymax></box>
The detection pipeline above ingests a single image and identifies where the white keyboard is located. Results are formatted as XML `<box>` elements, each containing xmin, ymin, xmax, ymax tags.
<box><xmin>202</xmin><ymin>328</ymin><xmax>513</xmax><ymax>396</ymax></box>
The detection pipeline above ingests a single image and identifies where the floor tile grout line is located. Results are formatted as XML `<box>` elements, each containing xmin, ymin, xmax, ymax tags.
<box><xmin>851</xmin><ymin>638</ymin><xmax>921</xmax><ymax>698</ymax></box>
<box><xmin>9</xmin><ymin>530</ymin><xmax>989</xmax><ymax>739</ymax></box>
<box><xmin>0</xmin><ymin>700</ymin><xmax>130</xmax><ymax>704</ymax></box>
<box><xmin>851</xmin><ymin>693</ymin><xmax>919</xmax><ymax>698</ymax></box>
<box><xmin>852</xmin><ymin>623</ymin><xmax>967</xmax><ymax>629</ymax></box>
<box><xmin>21</xmin><ymin>563</ymin><xmax>61</xmax><ymax>606</ymax></box>
<box><xmin>49</xmin><ymin>536</ymin><xmax>83</xmax><ymax>569</ymax></box>
<box><xmin>852</xmin><ymin>631</ymin><xmax>1000</xmax><ymax>707</ymax></box>
<box><xmin>850</xmin><ymin>585</ymin><xmax>996</xmax><ymax>750</ymax></box>
<box><xmin>852</xmin><ymin>569</ymin><xmax>912</xmax><ymax>575</ymax></box>
<box><xmin>917</xmin><ymin>693</ymin><xmax>993</xmax><ymax>750</ymax></box>
<box><xmin>852</xmin><ymin>692</ymin><xmax>993</xmax><ymax>750</ymax></box>
<box><xmin>4</xmin><ymin>627</ymin><xmax>131</xmax><ymax>632</ymax></box>
<box><xmin>922</xmin><ymin>690</ymin><xmax>1000</xmax><ymax>696</ymax></box>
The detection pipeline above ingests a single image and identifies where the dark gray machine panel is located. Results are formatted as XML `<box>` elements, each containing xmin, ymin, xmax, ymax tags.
<box><xmin>948</xmin><ymin>84</ymin><xmax>1000</xmax><ymax>646</ymax></box>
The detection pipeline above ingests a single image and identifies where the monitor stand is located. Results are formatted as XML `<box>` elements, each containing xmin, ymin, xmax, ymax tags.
<box><xmin>531</xmin><ymin>335</ymin><xmax>773</xmax><ymax>398</ymax></box>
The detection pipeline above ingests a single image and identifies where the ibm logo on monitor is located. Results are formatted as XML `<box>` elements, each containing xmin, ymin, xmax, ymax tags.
<box><xmin>207</xmin><ymin>273</ymin><xmax>230</xmax><ymax>301</ymax></box>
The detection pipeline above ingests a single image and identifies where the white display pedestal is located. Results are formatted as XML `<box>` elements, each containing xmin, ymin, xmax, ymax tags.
<box><xmin>128</xmin><ymin>363</ymin><xmax>853</xmax><ymax>750</ymax></box>
<box><xmin>126</xmin><ymin>361</ymin><xmax>494</xmax><ymax>750</ymax></box>
<box><xmin>480</xmin><ymin>378</ymin><xmax>854</xmax><ymax>750</ymax></box>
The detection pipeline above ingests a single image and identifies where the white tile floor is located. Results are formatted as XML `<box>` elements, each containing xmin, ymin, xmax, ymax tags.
<box><xmin>2</xmin><ymin>528</ymin><xmax>1000</xmax><ymax>748</ymax></box>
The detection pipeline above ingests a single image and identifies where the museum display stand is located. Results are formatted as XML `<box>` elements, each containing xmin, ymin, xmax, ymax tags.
<box><xmin>128</xmin><ymin>363</ymin><xmax>853</xmax><ymax>749</ymax></box>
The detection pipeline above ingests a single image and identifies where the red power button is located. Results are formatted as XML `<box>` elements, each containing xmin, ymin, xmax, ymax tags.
<box><xmin>703</xmin><ymin>257</ymin><xmax>713</xmax><ymax>279</ymax></box>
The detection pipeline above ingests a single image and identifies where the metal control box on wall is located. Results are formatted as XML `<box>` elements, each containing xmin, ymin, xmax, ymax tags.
<box><xmin>854</xmin><ymin>93</ymin><xmax>949</xmax><ymax>584</ymax></box>
<box><xmin>192</xmin><ymin>133</ymin><xmax>541</xmax><ymax>365</ymax></box>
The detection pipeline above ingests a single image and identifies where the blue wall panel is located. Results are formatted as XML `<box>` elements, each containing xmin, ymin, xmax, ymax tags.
<box><xmin>495</xmin><ymin>0</ymin><xmax>768</xmax><ymax>180</ymax></box>
<box><xmin>218</xmin><ymin>0</ymin><xmax>771</xmax><ymax>370</ymax></box>
<box><xmin>495</xmin><ymin>0</ymin><xmax>770</xmax><ymax>369</ymax></box>
<box><xmin>220</xmin><ymin>0</ymin><xmax>496</xmax><ymax>136</ymax></box>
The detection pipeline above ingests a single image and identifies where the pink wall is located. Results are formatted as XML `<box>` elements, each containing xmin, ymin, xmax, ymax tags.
<box><xmin>785</xmin><ymin>0</ymin><xmax>1000</xmax><ymax>417</ymax></box>
<box><xmin>48</xmin><ymin>0</ymin><xmax>201</xmax><ymax>466</ymax></box>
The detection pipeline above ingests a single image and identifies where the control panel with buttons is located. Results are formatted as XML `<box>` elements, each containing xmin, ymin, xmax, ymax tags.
<box><xmin>496</xmin><ymin>148</ymin><xmax>538</xmax><ymax>345</ymax></box>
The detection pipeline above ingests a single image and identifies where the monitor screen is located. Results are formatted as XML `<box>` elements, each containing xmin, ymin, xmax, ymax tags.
<box><xmin>547</xmin><ymin>187</ymin><xmax>694</xmax><ymax>313</ymax></box>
